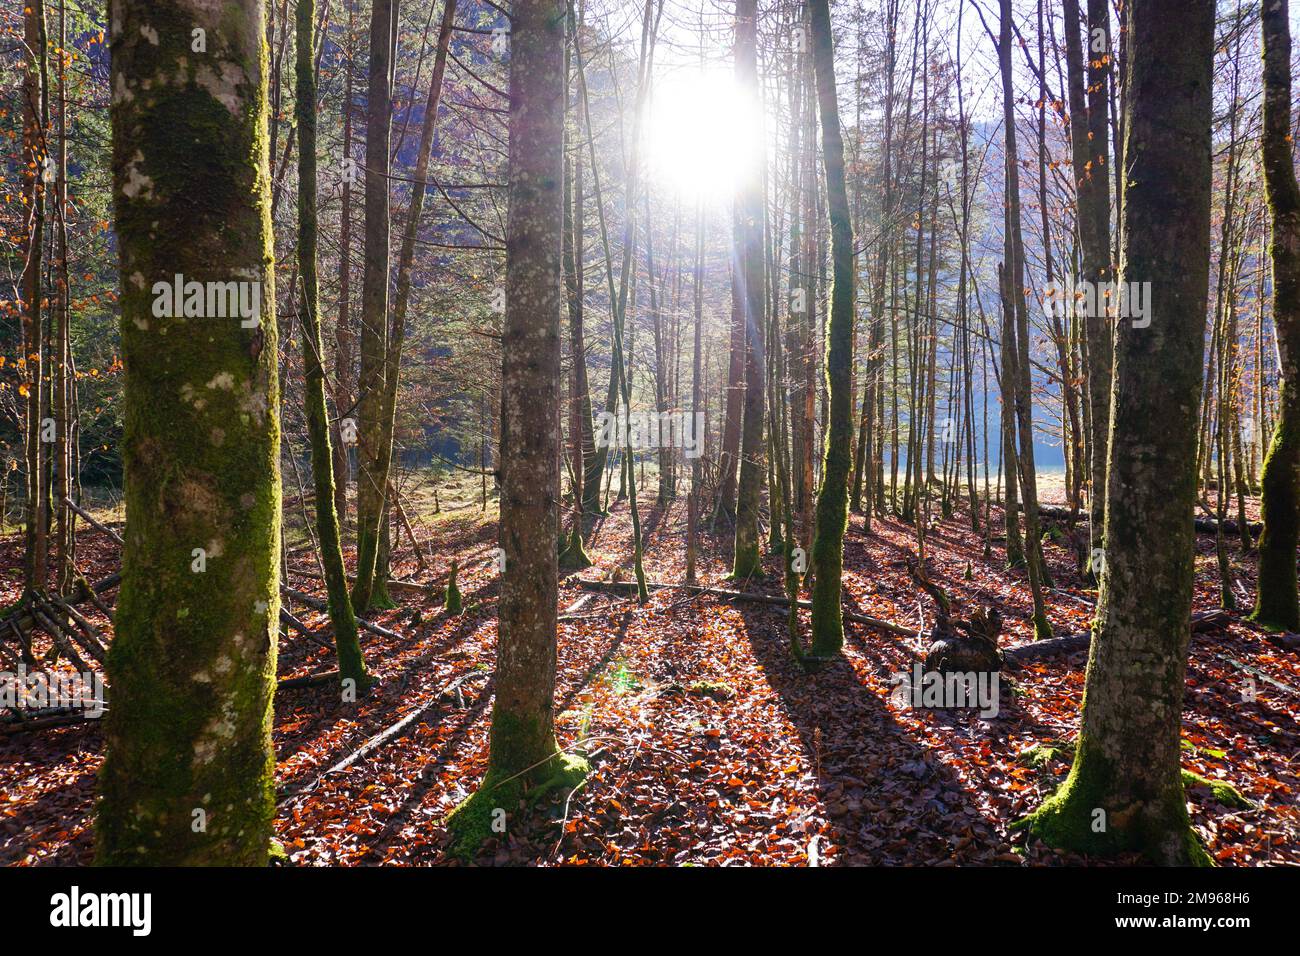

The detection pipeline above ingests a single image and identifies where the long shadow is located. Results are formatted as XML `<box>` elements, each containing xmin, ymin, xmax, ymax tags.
<box><xmin>349</xmin><ymin>680</ymin><xmax>495</xmax><ymax>862</ymax></box>
<box><xmin>273</xmin><ymin>613</ymin><xmax>498</xmax><ymax>795</ymax></box>
<box><xmin>555</xmin><ymin>609</ymin><xmax>634</xmax><ymax>715</ymax></box>
<box><xmin>0</xmin><ymin>731</ymin><xmax>101</xmax><ymax>865</ymax></box>
<box><xmin>731</xmin><ymin>553</ymin><xmax>1011</xmax><ymax>864</ymax></box>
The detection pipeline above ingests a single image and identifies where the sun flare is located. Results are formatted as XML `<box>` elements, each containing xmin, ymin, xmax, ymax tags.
<box><xmin>645</xmin><ymin>69</ymin><xmax>763</xmax><ymax>200</ymax></box>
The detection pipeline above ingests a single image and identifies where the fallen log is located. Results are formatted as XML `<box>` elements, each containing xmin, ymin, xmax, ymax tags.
<box><xmin>1032</xmin><ymin>504</ymin><xmax>1261</xmax><ymax>537</ymax></box>
<box><xmin>0</xmin><ymin>712</ymin><xmax>101</xmax><ymax>735</ymax></box>
<box><xmin>278</xmin><ymin>669</ymin><xmax>488</xmax><ymax>805</ymax></box>
<box><xmin>573</xmin><ymin>578</ymin><xmax>917</xmax><ymax>638</ymax></box>
<box><xmin>1002</xmin><ymin>610</ymin><xmax>1231</xmax><ymax>666</ymax></box>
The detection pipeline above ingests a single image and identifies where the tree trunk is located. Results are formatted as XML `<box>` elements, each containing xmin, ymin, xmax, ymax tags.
<box><xmin>685</xmin><ymin>199</ymin><xmax>704</xmax><ymax>584</ymax></box>
<box><xmin>97</xmin><ymin>0</ymin><xmax>281</xmax><ymax>864</ymax></box>
<box><xmin>730</xmin><ymin>0</ymin><xmax>767</xmax><ymax>580</ymax></box>
<box><xmin>371</xmin><ymin>0</ymin><xmax>458</xmax><ymax>597</ymax></box>
<box><xmin>997</xmin><ymin>0</ymin><xmax>1051</xmax><ymax>639</ymax></box>
<box><xmin>332</xmin><ymin>0</ymin><xmax>357</xmax><ymax>531</ymax></box>
<box><xmin>1020</xmin><ymin>0</ymin><xmax>1215</xmax><ymax>866</ymax></box>
<box><xmin>1064</xmin><ymin>0</ymin><xmax>1113</xmax><ymax>575</ymax></box>
<box><xmin>352</xmin><ymin>0</ymin><xmax>397</xmax><ymax>613</ymax></box>
<box><xmin>447</xmin><ymin>0</ymin><xmax>584</xmax><ymax>855</ymax></box>
<box><xmin>21</xmin><ymin>0</ymin><xmax>49</xmax><ymax>593</ymax></box>
<box><xmin>1253</xmin><ymin>0</ymin><xmax>1300</xmax><ymax>631</ymax></box>
<box><xmin>297</xmin><ymin>0</ymin><xmax>369</xmax><ymax>691</ymax></box>
<box><xmin>807</xmin><ymin>0</ymin><xmax>854</xmax><ymax>657</ymax></box>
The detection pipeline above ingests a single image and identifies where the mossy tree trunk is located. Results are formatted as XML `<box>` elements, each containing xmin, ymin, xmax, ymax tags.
<box><xmin>1019</xmin><ymin>0</ymin><xmax>1215</xmax><ymax>866</ymax></box>
<box><xmin>730</xmin><ymin>0</ymin><xmax>767</xmax><ymax>581</ymax></box>
<box><xmin>97</xmin><ymin>0</ymin><xmax>281</xmax><ymax>865</ymax></box>
<box><xmin>352</xmin><ymin>0</ymin><xmax>397</xmax><ymax>613</ymax></box>
<box><xmin>1252</xmin><ymin>0</ymin><xmax>1300</xmax><ymax>632</ymax></box>
<box><xmin>450</xmin><ymin>0</ymin><xmax>573</xmax><ymax>851</ymax></box>
<box><xmin>296</xmin><ymin>0</ymin><xmax>368</xmax><ymax>691</ymax></box>
<box><xmin>807</xmin><ymin>0</ymin><xmax>854</xmax><ymax>658</ymax></box>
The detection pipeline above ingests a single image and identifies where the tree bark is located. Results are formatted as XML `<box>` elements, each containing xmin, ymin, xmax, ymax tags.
<box><xmin>97</xmin><ymin>0</ymin><xmax>281</xmax><ymax>864</ymax></box>
<box><xmin>297</xmin><ymin>0</ymin><xmax>369</xmax><ymax>691</ymax></box>
<box><xmin>1253</xmin><ymin>0</ymin><xmax>1300</xmax><ymax>631</ymax></box>
<box><xmin>447</xmin><ymin>0</ymin><xmax>583</xmax><ymax>854</ymax></box>
<box><xmin>730</xmin><ymin>0</ymin><xmax>767</xmax><ymax>580</ymax></box>
<box><xmin>1020</xmin><ymin>0</ymin><xmax>1215</xmax><ymax>866</ymax></box>
<box><xmin>996</xmin><ymin>0</ymin><xmax>1051</xmax><ymax>638</ymax></box>
<box><xmin>807</xmin><ymin>0</ymin><xmax>854</xmax><ymax>657</ymax></box>
<box><xmin>1064</xmin><ymin>0</ymin><xmax>1113</xmax><ymax>578</ymax></box>
<box><xmin>352</xmin><ymin>0</ymin><xmax>398</xmax><ymax>612</ymax></box>
<box><xmin>332</xmin><ymin>0</ymin><xmax>357</xmax><ymax>530</ymax></box>
<box><xmin>21</xmin><ymin>0</ymin><xmax>49</xmax><ymax>593</ymax></box>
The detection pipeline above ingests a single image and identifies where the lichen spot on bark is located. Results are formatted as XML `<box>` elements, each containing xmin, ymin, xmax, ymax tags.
<box><xmin>194</xmin><ymin>63</ymin><xmax>248</xmax><ymax>115</ymax></box>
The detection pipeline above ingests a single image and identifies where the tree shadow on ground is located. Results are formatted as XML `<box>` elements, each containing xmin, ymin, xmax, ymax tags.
<box><xmin>731</xmin><ymin>565</ymin><xmax>1012</xmax><ymax>865</ymax></box>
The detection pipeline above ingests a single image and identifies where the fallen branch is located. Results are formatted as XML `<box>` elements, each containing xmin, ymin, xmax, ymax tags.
<box><xmin>280</xmin><ymin>586</ymin><xmax>405</xmax><ymax>641</ymax></box>
<box><xmin>63</xmin><ymin>497</ymin><xmax>125</xmax><ymax>547</ymax></box>
<box><xmin>278</xmin><ymin>669</ymin><xmax>489</xmax><ymax>805</ymax></box>
<box><xmin>278</xmin><ymin>670</ymin><xmax>340</xmax><ymax>689</ymax></box>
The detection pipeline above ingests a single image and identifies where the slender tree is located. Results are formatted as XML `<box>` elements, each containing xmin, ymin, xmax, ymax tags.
<box><xmin>20</xmin><ymin>0</ymin><xmax>49</xmax><ymax>594</ymax></box>
<box><xmin>807</xmin><ymin>0</ymin><xmax>855</xmax><ymax>657</ymax></box>
<box><xmin>731</xmin><ymin>0</ymin><xmax>768</xmax><ymax>580</ymax></box>
<box><xmin>447</xmin><ymin>0</ymin><xmax>586</xmax><ymax>853</ymax></box>
<box><xmin>986</xmin><ymin>0</ymin><xmax>1052</xmax><ymax>638</ymax></box>
<box><xmin>1252</xmin><ymin>0</ymin><xmax>1300</xmax><ymax>631</ymax></box>
<box><xmin>297</xmin><ymin>0</ymin><xmax>370</xmax><ymax>692</ymax></box>
<box><xmin>352</xmin><ymin>0</ymin><xmax>398</xmax><ymax>612</ymax></box>
<box><xmin>332</xmin><ymin>0</ymin><xmax>358</xmax><ymax>529</ymax></box>
<box><xmin>1063</xmin><ymin>0</ymin><xmax>1112</xmax><ymax>576</ymax></box>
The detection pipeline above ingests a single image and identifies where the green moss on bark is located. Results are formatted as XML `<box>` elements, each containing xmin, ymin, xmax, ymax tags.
<box><xmin>806</xmin><ymin>0</ymin><xmax>854</xmax><ymax>659</ymax></box>
<box><xmin>1181</xmin><ymin>769</ymin><xmax>1255</xmax><ymax>810</ymax></box>
<box><xmin>96</xmin><ymin>0</ymin><xmax>281</xmax><ymax>865</ymax></box>
<box><xmin>1255</xmin><ymin>0</ymin><xmax>1300</xmax><ymax>633</ymax></box>
<box><xmin>558</xmin><ymin>524</ymin><xmax>592</xmax><ymax>571</ymax></box>
<box><xmin>444</xmin><ymin>560</ymin><xmax>463</xmax><ymax>614</ymax></box>
<box><xmin>445</xmin><ymin>752</ymin><xmax>588</xmax><ymax>861</ymax></box>
<box><xmin>1014</xmin><ymin>737</ymin><xmax>1213</xmax><ymax>866</ymax></box>
<box><xmin>1251</xmin><ymin>415</ymin><xmax>1300</xmax><ymax>630</ymax></box>
<box><xmin>296</xmin><ymin>0</ymin><xmax>369</xmax><ymax>693</ymax></box>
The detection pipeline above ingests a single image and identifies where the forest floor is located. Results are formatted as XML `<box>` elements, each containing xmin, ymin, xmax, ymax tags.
<box><xmin>1</xmin><ymin>474</ymin><xmax>1297</xmax><ymax>866</ymax></box>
